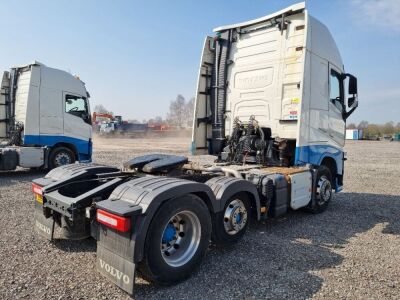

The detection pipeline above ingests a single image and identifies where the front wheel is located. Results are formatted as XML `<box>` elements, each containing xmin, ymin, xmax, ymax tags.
<box><xmin>139</xmin><ymin>195</ymin><xmax>211</xmax><ymax>285</ymax></box>
<box><xmin>48</xmin><ymin>147</ymin><xmax>75</xmax><ymax>169</ymax></box>
<box><xmin>212</xmin><ymin>193</ymin><xmax>250</xmax><ymax>246</ymax></box>
<box><xmin>307</xmin><ymin>165</ymin><xmax>333</xmax><ymax>213</ymax></box>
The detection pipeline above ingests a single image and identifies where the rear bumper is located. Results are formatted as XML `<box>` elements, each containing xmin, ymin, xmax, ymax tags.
<box><xmin>33</xmin><ymin>192</ymin><xmax>143</xmax><ymax>295</ymax></box>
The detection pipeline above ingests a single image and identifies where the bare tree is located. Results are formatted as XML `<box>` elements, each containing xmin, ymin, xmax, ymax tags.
<box><xmin>167</xmin><ymin>95</ymin><xmax>186</xmax><ymax>127</ymax></box>
<box><xmin>346</xmin><ymin>123</ymin><xmax>356</xmax><ymax>129</ymax></box>
<box><xmin>94</xmin><ymin>104</ymin><xmax>113</xmax><ymax>116</ymax></box>
<box><xmin>184</xmin><ymin>97</ymin><xmax>195</xmax><ymax>128</ymax></box>
<box><xmin>357</xmin><ymin>120</ymin><xmax>369</xmax><ymax>130</ymax></box>
<box><xmin>382</xmin><ymin>121</ymin><xmax>395</xmax><ymax>135</ymax></box>
<box><xmin>154</xmin><ymin>116</ymin><xmax>163</xmax><ymax>124</ymax></box>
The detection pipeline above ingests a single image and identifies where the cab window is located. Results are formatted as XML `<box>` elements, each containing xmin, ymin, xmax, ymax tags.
<box><xmin>65</xmin><ymin>95</ymin><xmax>91</xmax><ymax>124</ymax></box>
<box><xmin>329</xmin><ymin>70</ymin><xmax>343</xmax><ymax>112</ymax></box>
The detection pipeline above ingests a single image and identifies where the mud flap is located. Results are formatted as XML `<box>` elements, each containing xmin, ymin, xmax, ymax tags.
<box><xmin>33</xmin><ymin>205</ymin><xmax>54</xmax><ymax>240</ymax></box>
<box><xmin>96</xmin><ymin>244</ymin><xmax>135</xmax><ymax>295</ymax></box>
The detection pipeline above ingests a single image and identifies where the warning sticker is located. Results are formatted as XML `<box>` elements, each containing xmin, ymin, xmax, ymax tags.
<box><xmin>291</xmin><ymin>98</ymin><xmax>300</xmax><ymax>104</ymax></box>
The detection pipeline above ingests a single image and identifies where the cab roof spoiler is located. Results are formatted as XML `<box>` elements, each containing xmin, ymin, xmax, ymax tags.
<box><xmin>213</xmin><ymin>2</ymin><xmax>305</xmax><ymax>32</ymax></box>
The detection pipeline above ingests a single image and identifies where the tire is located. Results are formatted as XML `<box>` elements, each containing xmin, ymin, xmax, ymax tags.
<box><xmin>48</xmin><ymin>146</ymin><xmax>76</xmax><ymax>169</ymax></box>
<box><xmin>138</xmin><ymin>194</ymin><xmax>211</xmax><ymax>285</ymax></box>
<box><xmin>212</xmin><ymin>192</ymin><xmax>250</xmax><ymax>246</ymax></box>
<box><xmin>307</xmin><ymin>165</ymin><xmax>333</xmax><ymax>213</ymax></box>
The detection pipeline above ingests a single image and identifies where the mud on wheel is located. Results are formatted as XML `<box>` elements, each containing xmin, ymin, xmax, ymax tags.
<box><xmin>212</xmin><ymin>192</ymin><xmax>250</xmax><ymax>246</ymax></box>
<box><xmin>138</xmin><ymin>194</ymin><xmax>211</xmax><ymax>285</ymax></box>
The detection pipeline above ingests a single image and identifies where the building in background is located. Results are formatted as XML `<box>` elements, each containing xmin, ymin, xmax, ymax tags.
<box><xmin>346</xmin><ymin>129</ymin><xmax>362</xmax><ymax>140</ymax></box>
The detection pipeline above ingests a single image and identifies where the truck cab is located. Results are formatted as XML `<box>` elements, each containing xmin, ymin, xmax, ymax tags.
<box><xmin>192</xmin><ymin>2</ymin><xmax>358</xmax><ymax>192</ymax></box>
<box><xmin>0</xmin><ymin>61</ymin><xmax>92</xmax><ymax>170</ymax></box>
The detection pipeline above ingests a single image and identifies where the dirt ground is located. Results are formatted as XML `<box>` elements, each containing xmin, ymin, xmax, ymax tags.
<box><xmin>0</xmin><ymin>137</ymin><xmax>399</xmax><ymax>299</ymax></box>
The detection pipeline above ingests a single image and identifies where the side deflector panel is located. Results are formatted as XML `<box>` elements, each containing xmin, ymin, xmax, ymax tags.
<box><xmin>191</xmin><ymin>36</ymin><xmax>214</xmax><ymax>155</ymax></box>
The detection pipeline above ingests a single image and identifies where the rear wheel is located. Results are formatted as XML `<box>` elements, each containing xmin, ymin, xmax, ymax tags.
<box><xmin>48</xmin><ymin>147</ymin><xmax>75</xmax><ymax>169</ymax></box>
<box><xmin>139</xmin><ymin>195</ymin><xmax>211</xmax><ymax>285</ymax></box>
<box><xmin>308</xmin><ymin>165</ymin><xmax>333</xmax><ymax>213</ymax></box>
<box><xmin>212</xmin><ymin>193</ymin><xmax>250</xmax><ymax>246</ymax></box>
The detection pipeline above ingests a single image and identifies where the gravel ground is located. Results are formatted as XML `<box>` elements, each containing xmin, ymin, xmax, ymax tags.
<box><xmin>0</xmin><ymin>137</ymin><xmax>399</xmax><ymax>299</ymax></box>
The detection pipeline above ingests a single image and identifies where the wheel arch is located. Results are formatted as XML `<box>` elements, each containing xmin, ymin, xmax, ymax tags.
<box><xmin>51</xmin><ymin>142</ymin><xmax>78</xmax><ymax>159</ymax></box>
<box><xmin>106</xmin><ymin>177</ymin><xmax>217</xmax><ymax>263</ymax></box>
<box><xmin>320</xmin><ymin>155</ymin><xmax>337</xmax><ymax>187</ymax></box>
<box><xmin>205</xmin><ymin>176</ymin><xmax>261</xmax><ymax>221</ymax></box>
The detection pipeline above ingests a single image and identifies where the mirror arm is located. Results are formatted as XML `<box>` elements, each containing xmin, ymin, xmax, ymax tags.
<box><xmin>344</xmin><ymin>106</ymin><xmax>356</xmax><ymax>120</ymax></box>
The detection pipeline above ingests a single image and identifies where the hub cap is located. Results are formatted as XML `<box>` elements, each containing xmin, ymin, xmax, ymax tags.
<box><xmin>223</xmin><ymin>199</ymin><xmax>248</xmax><ymax>235</ymax></box>
<box><xmin>316</xmin><ymin>175</ymin><xmax>332</xmax><ymax>205</ymax></box>
<box><xmin>54</xmin><ymin>152</ymin><xmax>72</xmax><ymax>167</ymax></box>
<box><xmin>160</xmin><ymin>211</ymin><xmax>201</xmax><ymax>267</ymax></box>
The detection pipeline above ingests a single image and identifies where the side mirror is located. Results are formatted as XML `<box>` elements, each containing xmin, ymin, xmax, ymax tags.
<box><xmin>343</xmin><ymin>73</ymin><xmax>358</xmax><ymax>120</ymax></box>
<box><xmin>347</xmin><ymin>74</ymin><xmax>357</xmax><ymax>95</ymax></box>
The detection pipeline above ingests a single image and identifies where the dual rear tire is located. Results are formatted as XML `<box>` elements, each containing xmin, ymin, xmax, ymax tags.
<box><xmin>139</xmin><ymin>193</ymin><xmax>251</xmax><ymax>285</ymax></box>
<box><xmin>139</xmin><ymin>195</ymin><xmax>211</xmax><ymax>285</ymax></box>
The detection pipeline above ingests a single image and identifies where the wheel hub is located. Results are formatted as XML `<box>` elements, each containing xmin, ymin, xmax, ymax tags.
<box><xmin>317</xmin><ymin>175</ymin><xmax>332</xmax><ymax>205</ymax></box>
<box><xmin>55</xmin><ymin>152</ymin><xmax>71</xmax><ymax>166</ymax></box>
<box><xmin>160</xmin><ymin>211</ymin><xmax>201</xmax><ymax>267</ymax></box>
<box><xmin>162</xmin><ymin>223</ymin><xmax>176</xmax><ymax>244</ymax></box>
<box><xmin>223</xmin><ymin>199</ymin><xmax>248</xmax><ymax>235</ymax></box>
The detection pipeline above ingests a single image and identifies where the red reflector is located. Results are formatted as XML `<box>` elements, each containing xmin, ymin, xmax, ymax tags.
<box><xmin>31</xmin><ymin>183</ymin><xmax>43</xmax><ymax>195</ymax></box>
<box><xmin>96</xmin><ymin>209</ymin><xmax>131</xmax><ymax>232</ymax></box>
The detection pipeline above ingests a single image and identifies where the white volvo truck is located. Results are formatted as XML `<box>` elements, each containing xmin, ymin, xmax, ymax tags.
<box><xmin>32</xmin><ymin>2</ymin><xmax>358</xmax><ymax>295</ymax></box>
<box><xmin>0</xmin><ymin>62</ymin><xmax>92</xmax><ymax>170</ymax></box>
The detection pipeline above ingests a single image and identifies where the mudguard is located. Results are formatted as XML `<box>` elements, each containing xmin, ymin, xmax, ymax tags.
<box><xmin>206</xmin><ymin>176</ymin><xmax>261</xmax><ymax>220</ymax></box>
<box><xmin>94</xmin><ymin>176</ymin><xmax>218</xmax><ymax>287</ymax></box>
<box><xmin>33</xmin><ymin>163</ymin><xmax>120</xmax><ymax>190</ymax></box>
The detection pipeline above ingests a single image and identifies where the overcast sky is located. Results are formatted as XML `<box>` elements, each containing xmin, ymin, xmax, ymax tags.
<box><xmin>0</xmin><ymin>0</ymin><xmax>399</xmax><ymax>124</ymax></box>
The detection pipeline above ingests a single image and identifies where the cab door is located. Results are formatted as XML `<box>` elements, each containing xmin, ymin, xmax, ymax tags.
<box><xmin>63</xmin><ymin>92</ymin><xmax>92</xmax><ymax>141</ymax></box>
<box><xmin>328</xmin><ymin>67</ymin><xmax>345</xmax><ymax>147</ymax></box>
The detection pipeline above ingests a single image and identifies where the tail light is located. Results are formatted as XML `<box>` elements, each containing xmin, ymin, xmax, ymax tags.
<box><xmin>96</xmin><ymin>209</ymin><xmax>131</xmax><ymax>232</ymax></box>
<box><xmin>31</xmin><ymin>183</ymin><xmax>43</xmax><ymax>196</ymax></box>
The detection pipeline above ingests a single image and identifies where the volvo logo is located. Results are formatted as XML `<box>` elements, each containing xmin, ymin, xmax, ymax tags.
<box><xmin>35</xmin><ymin>220</ymin><xmax>51</xmax><ymax>235</ymax></box>
<box><xmin>99</xmin><ymin>258</ymin><xmax>130</xmax><ymax>284</ymax></box>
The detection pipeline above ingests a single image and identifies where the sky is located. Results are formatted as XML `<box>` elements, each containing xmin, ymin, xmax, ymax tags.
<box><xmin>0</xmin><ymin>0</ymin><xmax>399</xmax><ymax>124</ymax></box>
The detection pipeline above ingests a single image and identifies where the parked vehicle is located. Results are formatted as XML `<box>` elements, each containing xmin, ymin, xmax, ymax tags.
<box><xmin>96</xmin><ymin>115</ymin><xmax>148</xmax><ymax>137</ymax></box>
<box><xmin>390</xmin><ymin>133</ymin><xmax>400</xmax><ymax>141</ymax></box>
<box><xmin>92</xmin><ymin>112</ymin><xmax>115</xmax><ymax>132</ymax></box>
<box><xmin>32</xmin><ymin>2</ymin><xmax>358</xmax><ymax>295</ymax></box>
<box><xmin>0</xmin><ymin>62</ymin><xmax>92</xmax><ymax>170</ymax></box>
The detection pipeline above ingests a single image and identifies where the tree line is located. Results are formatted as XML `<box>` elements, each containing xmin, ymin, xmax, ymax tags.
<box><xmin>347</xmin><ymin>121</ymin><xmax>400</xmax><ymax>138</ymax></box>
<box><xmin>93</xmin><ymin>94</ymin><xmax>195</xmax><ymax>128</ymax></box>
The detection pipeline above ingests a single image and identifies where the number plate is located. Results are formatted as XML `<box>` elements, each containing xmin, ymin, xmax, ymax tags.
<box><xmin>36</xmin><ymin>194</ymin><xmax>43</xmax><ymax>204</ymax></box>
